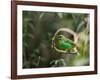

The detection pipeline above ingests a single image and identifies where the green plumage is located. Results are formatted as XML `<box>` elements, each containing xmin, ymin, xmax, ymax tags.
<box><xmin>56</xmin><ymin>35</ymin><xmax>76</xmax><ymax>50</ymax></box>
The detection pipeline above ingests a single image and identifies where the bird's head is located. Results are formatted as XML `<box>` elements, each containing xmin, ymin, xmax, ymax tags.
<box><xmin>56</xmin><ymin>35</ymin><xmax>66</xmax><ymax>40</ymax></box>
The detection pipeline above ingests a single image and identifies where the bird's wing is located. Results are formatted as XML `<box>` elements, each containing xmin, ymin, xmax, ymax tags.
<box><xmin>65</xmin><ymin>38</ymin><xmax>76</xmax><ymax>46</ymax></box>
<box><xmin>61</xmin><ymin>40</ymin><xmax>73</xmax><ymax>49</ymax></box>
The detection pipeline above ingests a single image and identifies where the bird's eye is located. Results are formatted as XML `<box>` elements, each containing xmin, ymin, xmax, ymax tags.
<box><xmin>57</xmin><ymin>35</ymin><xmax>62</xmax><ymax>39</ymax></box>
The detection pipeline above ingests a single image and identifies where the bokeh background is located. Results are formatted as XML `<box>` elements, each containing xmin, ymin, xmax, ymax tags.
<box><xmin>22</xmin><ymin>11</ymin><xmax>89</xmax><ymax>68</ymax></box>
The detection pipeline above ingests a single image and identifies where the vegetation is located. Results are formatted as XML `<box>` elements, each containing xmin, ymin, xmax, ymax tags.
<box><xmin>23</xmin><ymin>11</ymin><xmax>89</xmax><ymax>68</ymax></box>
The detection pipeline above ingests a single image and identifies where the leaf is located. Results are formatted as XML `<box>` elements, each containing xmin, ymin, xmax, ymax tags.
<box><xmin>57</xmin><ymin>13</ymin><xmax>63</xmax><ymax>19</ymax></box>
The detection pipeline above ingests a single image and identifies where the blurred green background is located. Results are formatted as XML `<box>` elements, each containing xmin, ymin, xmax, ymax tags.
<box><xmin>22</xmin><ymin>11</ymin><xmax>90</xmax><ymax>68</ymax></box>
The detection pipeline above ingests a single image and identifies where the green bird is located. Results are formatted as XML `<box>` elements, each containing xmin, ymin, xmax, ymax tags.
<box><xmin>55</xmin><ymin>35</ymin><xmax>76</xmax><ymax>51</ymax></box>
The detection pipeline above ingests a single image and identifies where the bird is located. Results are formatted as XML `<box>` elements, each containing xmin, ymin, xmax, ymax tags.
<box><xmin>55</xmin><ymin>35</ymin><xmax>76</xmax><ymax>51</ymax></box>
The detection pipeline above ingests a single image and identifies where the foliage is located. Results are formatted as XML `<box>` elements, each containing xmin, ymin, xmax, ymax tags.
<box><xmin>23</xmin><ymin>11</ymin><xmax>89</xmax><ymax>68</ymax></box>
